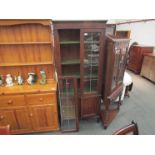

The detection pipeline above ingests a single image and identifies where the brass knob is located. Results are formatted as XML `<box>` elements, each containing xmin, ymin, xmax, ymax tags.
<box><xmin>0</xmin><ymin>115</ymin><xmax>4</xmax><ymax>120</ymax></box>
<box><xmin>29</xmin><ymin>113</ymin><xmax>33</xmax><ymax>117</ymax></box>
<box><xmin>39</xmin><ymin>98</ymin><xmax>43</xmax><ymax>101</ymax></box>
<box><xmin>8</xmin><ymin>100</ymin><xmax>13</xmax><ymax>104</ymax></box>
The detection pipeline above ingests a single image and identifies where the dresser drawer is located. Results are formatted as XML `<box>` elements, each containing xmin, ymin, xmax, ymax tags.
<box><xmin>26</xmin><ymin>93</ymin><xmax>56</xmax><ymax>105</ymax></box>
<box><xmin>0</xmin><ymin>95</ymin><xmax>25</xmax><ymax>107</ymax></box>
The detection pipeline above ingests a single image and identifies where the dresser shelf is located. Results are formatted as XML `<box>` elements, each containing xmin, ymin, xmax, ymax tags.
<box><xmin>0</xmin><ymin>19</ymin><xmax>59</xmax><ymax>134</ymax></box>
<box><xmin>0</xmin><ymin>62</ymin><xmax>53</xmax><ymax>67</ymax></box>
<box><xmin>60</xmin><ymin>40</ymin><xmax>80</xmax><ymax>45</ymax></box>
<box><xmin>0</xmin><ymin>80</ymin><xmax>57</xmax><ymax>95</ymax></box>
<box><xmin>0</xmin><ymin>42</ymin><xmax>52</xmax><ymax>45</ymax></box>
<box><xmin>61</xmin><ymin>59</ymin><xmax>80</xmax><ymax>65</ymax></box>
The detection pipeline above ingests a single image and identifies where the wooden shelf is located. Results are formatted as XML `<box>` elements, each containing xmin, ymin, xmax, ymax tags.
<box><xmin>61</xmin><ymin>59</ymin><xmax>80</xmax><ymax>65</ymax></box>
<box><xmin>62</xmin><ymin>73</ymin><xmax>98</xmax><ymax>78</ymax></box>
<box><xmin>0</xmin><ymin>79</ymin><xmax>57</xmax><ymax>95</ymax></box>
<box><xmin>62</xmin><ymin>73</ymin><xmax>80</xmax><ymax>78</ymax></box>
<box><xmin>84</xmin><ymin>74</ymin><xmax>98</xmax><ymax>78</ymax></box>
<box><xmin>0</xmin><ymin>62</ymin><xmax>53</xmax><ymax>67</ymax></box>
<box><xmin>84</xmin><ymin>41</ymin><xmax>99</xmax><ymax>44</ymax></box>
<box><xmin>60</xmin><ymin>41</ymin><xmax>80</xmax><ymax>45</ymax></box>
<box><xmin>0</xmin><ymin>20</ymin><xmax>58</xmax><ymax>134</ymax></box>
<box><xmin>0</xmin><ymin>42</ymin><xmax>52</xmax><ymax>45</ymax></box>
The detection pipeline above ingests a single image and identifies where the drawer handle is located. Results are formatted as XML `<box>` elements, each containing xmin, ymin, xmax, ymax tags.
<box><xmin>39</xmin><ymin>98</ymin><xmax>43</xmax><ymax>101</ymax></box>
<box><xmin>8</xmin><ymin>100</ymin><xmax>13</xmax><ymax>104</ymax></box>
<box><xmin>29</xmin><ymin>113</ymin><xmax>33</xmax><ymax>117</ymax></box>
<box><xmin>0</xmin><ymin>115</ymin><xmax>4</xmax><ymax>120</ymax></box>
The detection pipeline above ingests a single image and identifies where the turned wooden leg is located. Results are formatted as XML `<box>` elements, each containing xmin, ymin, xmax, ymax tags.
<box><xmin>103</xmin><ymin>123</ymin><xmax>108</xmax><ymax>129</ymax></box>
<box><xmin>97</xmin><ymin>117</ymin><xmax>100</xmax><ymax>123</ymax></box>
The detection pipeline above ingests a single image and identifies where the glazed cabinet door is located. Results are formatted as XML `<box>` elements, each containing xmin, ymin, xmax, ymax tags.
<box><xmin>29</xmin><ymin>105</ymin><xmax>58</xmax><ymax>131</ymax></box>
<box><xmin>80</xmin><ymin>29</ymin><xmax>104</xmax><ymax>118</ymax></box>
<box><xmin>81</xmin><ymin>29</ymin><xmax>104</xmax><ymax>94</ymax></box>
<box><xmin>111</xmin><ymin>42</ymin><xmax>129</xmax><ymax>91</ymax></box>
<box><xmin>0</xmin><ymin>108</ymin><xmax>31</xmax><ymax>134</ymax></box>
<box><xmin>101</xmin><ymin>36</ymin><xmax>130</xmax><ymax>129</ymax></box>
<box><xmin>58</xmin><ymin>77</ymin><xmax>79</xmax><ymax>132</ymax></box>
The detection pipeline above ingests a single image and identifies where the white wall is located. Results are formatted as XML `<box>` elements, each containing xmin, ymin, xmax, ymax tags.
<box><xmin>116</xmin><ymin>20</ymin><xmax>155</xmax><ymax>52</ymax></box>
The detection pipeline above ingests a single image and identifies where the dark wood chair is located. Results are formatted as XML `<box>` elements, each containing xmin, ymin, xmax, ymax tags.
<box><xmin>113</xmin><ymin>121</ymin><xmax>139</xmax><ymax>135</ymax></box>
<box><xmin>0</xmin><ymin>125</ymin><xmax>10</xmax><ymax>135</ymax></box>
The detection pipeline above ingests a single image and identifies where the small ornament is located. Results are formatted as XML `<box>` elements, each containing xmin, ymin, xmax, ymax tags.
<box><xmin>0</xmin><ymin>75</ymin><xmax>3</xmax><ymax>86</ymax></box>
<box><xmin>6</xmin><ymin>74</ymin><xmax>14</xmax><ymax>87</ymax></box>
<box><xmin>39</xmin><ymin>70</ymin><xmax>46</xmax><ymax>85</ymax></box>
<box><xmin>17</xmin><ymin>75</ymin><xmax>24</xmax><ymax>85</ymax></box>
<box><xmin>27</xmin><ymin>73</ymin><xmax>37</xmax><ymax>85</ymax></box>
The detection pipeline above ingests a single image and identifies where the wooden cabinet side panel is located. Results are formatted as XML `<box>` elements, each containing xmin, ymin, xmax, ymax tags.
<box><xmin>128</xmin><ymin>46</ymin><xmax>153</xmax><ymax>74</ymax></box>
<box><xmin>141</xmin><ymin>56</ymin><xmax>151</xmax><ymax>78</ymax></box>
<box><xmin>141</xmin><ymin>55</ymin><xmax>155</xmax><ymax>82</ymax></box>
<box><xmin>150</xmin><ymin>58</ymin><xmax>155</xmax><ymax>82</ymax></box>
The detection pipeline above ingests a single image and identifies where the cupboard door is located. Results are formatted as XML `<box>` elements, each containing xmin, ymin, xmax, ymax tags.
<box><xmin>117</xmin><ymin>45</ymin><xmax>128</xmax><ymax>84</ymax></box>
<box><xmin>111</xmin><ymin>48</ymin><xmax>121</xmax><ymax>90</ymax></box>
<box><xmin>81</xmin><ymin>96</ymin><xmax>100</xmax><ymax>118</ymax></box>
<box><xmin>81</xmin><ymin>29</ymin><xmax>103</xmax><ymax>94</ymax></box>
<box><xmin>0</xmin><ymin>109</ymin><xmax>18</xmax><ymax>132</ymax></box>
<box><xmin>111</xmin><ymin>42</ymin><xmax>129</xmax><ymax>91</ymax></box>
<box><xmin>102</xmin><ymin>36</ymin><xmax>130</xmax><ymax>129</ymax></box>
<box><xmin>58</xmin><ymin>77</ymin><xmax>79</xmax><ymax>132</ymax></box>
<box><xmin>14</xmin><ymin>108</ymin><xmax>32</xmax><ymax>134</ymax></box>
<box><xmin>0</xmin><ymin>108</ymin><xmax>31</xmax><ymax>134</ymax></box>
<box><xmin>29</xmin><ymin>105</ymin><xmax>59</xmax><ymax>131</ymax></box>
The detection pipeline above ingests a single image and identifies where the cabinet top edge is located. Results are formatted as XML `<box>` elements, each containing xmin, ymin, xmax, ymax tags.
<box><xmin>53</xmin><ymin>20</ymin><xmax>107</xmax><ymax>29</ymax></box>
<box><xmin>53</xmin><ymin>20</ymin><xmax>107</xmax><ymax>23</ymax></box>
<box><xmin>106</xmin><ymin>35</ymin><xmax>130</xmax><ymax>42</ymax></box>
<box><xmin>0</xmin><ymin>19</ymin><xmax>52</xmax><ymax>26</ymax></box>
<box><xmin>144</xmin><ymin>53</ymin><xmax>155</xmax><ymax>57</ymax></box>
<box><xmin>132</xmin><ymin>45</ymin><xmax>154</xmax><ymax>48</ymax></box>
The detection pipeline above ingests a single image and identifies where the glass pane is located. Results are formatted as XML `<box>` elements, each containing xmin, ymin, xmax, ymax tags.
<box><xmin>111</xmin><ymin>48</ymin><xmax>121</xmax><ymax>89</ymax></box>
<box><xmin>118</xmin><ymin>55</ymin><xmax>126</xmax><ymax>82</ymax></box>
<box><xmin>59</xmin><ymin>79</ymin><xmax>74</xmax><ymax>96</ymax></box>
<box><xmin>61</xmin><ymin>119</ymin><xmax>77</xmax><ymax>131</ymax></box>
<box><xmin>84</xmin><ymin>65</ymin><xmax>98</xmax><ymax>78</ymax></box>
<box><xmin>83</xmin><ymin>32</ymin><xmax>100</xmax><ymax>93</ymax></box>
<box><xmin>84</xmin><ymin>32</ymin><xmax>100</xmax><ymax>43</ymax></box>
<box><xmin>61</xmin><ymin>97</ymin><xmax>76</xmax><ymax>119</ymax></box>
<box><xmin>58</xmin><ymin>78</ymin><xmax>78</xmax><ymax>132</ymax></box>
<box><xmin>60</xmin><ymin>96</ymin><xmax>77</xmax><ymax>131</ymax></box>
<box><xmin>83</xmin><ymin>79</ymin><xmax>97</xmax><ymax>93</ymax></box>
<box><xmin>117</xmin><ymin>48</ymin><xmax>127</xmax><ymax>83</ymax></box>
